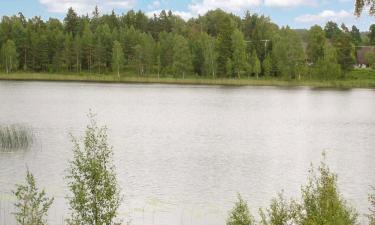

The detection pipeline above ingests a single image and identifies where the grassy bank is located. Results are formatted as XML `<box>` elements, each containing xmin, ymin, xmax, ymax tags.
<box><xmin>0</xmin><ymin>69</ymin><xmax>375</xmax><ymax>88</ymax></box>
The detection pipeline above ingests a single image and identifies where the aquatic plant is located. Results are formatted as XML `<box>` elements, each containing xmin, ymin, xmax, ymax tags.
<box><xmin>0</xmin><ymin>125</ymin><xmax>33</xmax><ymax>151</ymax></box>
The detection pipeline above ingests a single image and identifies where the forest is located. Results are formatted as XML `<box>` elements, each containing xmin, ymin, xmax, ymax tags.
<box><xmin>0</xmin><ymin>7</ymin><xmax>375</xmax><ymax>80</ymax></box>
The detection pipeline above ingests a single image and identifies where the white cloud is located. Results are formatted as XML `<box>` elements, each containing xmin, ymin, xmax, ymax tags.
<box><xmin>146</xmin><ymin>10</ymin><xmax>195</xmax><ymax>20</ymax></box>
<box><xmin>295</xmin><ymin>9</ymin><xmax>353</xmax><ymax>23</ymax></box>
<box><xmin>188</xmin><ymin>0</ymin><xmax>262</xmax><ymax>15</ymax></box>
<box><xmin>39</xmin><ymin>0</ymin><xmax>137</xmax><ymax>14</ymax></box>
<box><xmin>264</xmin><ymin>0</ymin><xmax>316</xmax><ymax>7</ymax></box>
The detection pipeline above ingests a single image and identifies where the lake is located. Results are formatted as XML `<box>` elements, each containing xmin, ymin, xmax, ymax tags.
<box><xmin>0</xmin><ymin>81</ymin><xmax>375</xmax><ymax>225</ymax></box>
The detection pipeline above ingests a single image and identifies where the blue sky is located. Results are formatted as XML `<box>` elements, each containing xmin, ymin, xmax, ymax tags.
<box><xmin>0</xmin><ymin>0</ymin><xmax>373</xmax><ymax>31</ymax></box>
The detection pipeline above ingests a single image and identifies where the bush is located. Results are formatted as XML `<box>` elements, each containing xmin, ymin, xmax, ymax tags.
<box><xmin>13</xmin><ymin>170</ymin><xmax>54</xmax><ymax>225</ymax></box>
<box><xmin>66</xmin><ymin>112</ymin><xmax>122</xmax><ymax>225</ymax></box>
<box><xmin>295</xmin><ymin>153</ymin><xmax>358</xmax><ymax>225</ymax></box>
<box><xmin>227</xmin><ymin>194</ymin><xmax>255</xmax><ymax>225</ymax></box>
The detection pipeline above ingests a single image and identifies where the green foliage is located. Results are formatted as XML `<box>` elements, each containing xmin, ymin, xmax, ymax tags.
<box><xmin>172</xmin><ymin>34</ymin><xmax>192</xmax><ymax>78</ymax></box>
<box><xmin>66</xmin><ymin>113</ymin><xmax>122</xmax><ymax>225</ymax></box>
<box><xmin>295</xmin><ymin>153</ymin><xmax>358</xmax><ymax>225</ymax></box>
<box><xmin>112</xmin><ymin>40</ymin><xmax>125</xmax><ymax>77</ymax></box>
<box><xmin>311</xmin><ymin>42</ymin><xmax>342</xmax><ymax>80</ymax></box>
<box><xmin>13</xmin><ymin>170</ymin><xmax>54</xmax><ymax>225</ymax></box>
<box><xmin>350</xmin><ymin>25</ymin><xmax>362</xmax><ymax>45</ymax></box>
<box><xmin>259</xmin><ymin>193</ymin><xmax>293</xmax><ymax>225</ymax></box>
<box><xmin>324</xmin><ymin>21</ymin><xmax>342</xmax><ymax>40</ymax></box>
<box><xmin>262</xmin><ymin>54</ymin><xmax>272</xmax><ymax>77</ymax></box>
<box><xmin>231</xmin><ymin>29</ymin><xmax>247</xmax><ymax>78</ymax></box>
<box><xmin>1</xmin><ymin>39</ymin><xmax>18</xmax><ymax>73</ymax></box>
<box><xmin>227</xmin><ymin>194</ymin><xmax>254</xmax><ymax>225</ymax></box>
<box><xmin>369</xmin><ymin>25</ymin><xmax>375</xmax><ymax>45</ymax></box>
<box><xmin>272</xmin><ymin>27</ymin><xmax>305</xmax><ymax>79</ymax></box>
<box><xmin>307</xmin><ymin>25</ymin><xmax>326</xmax><ymax>63</ymax></box>
<box><xmin>217</xmin><ymin>14</ymin><xmax>235</xmax><ymax>77</ymax></box>
<box><xmin>334</xmin><ymin>32</ymin><xmax>356</xmax><ymax>71</ymax></box>
<box><xmin>365</xmin><ymin>51</ymin><xmax>375</xmax><ymax>69</ymax></box>
<box><xmin>355</xmin><ymin>0</ymin><xmax>375</xmax><ymax>16</ymax></box>
<box><xmin>253</xmin><ymin>54</ymin><xmax>261</xmax><ymax>79</ymax></box>
<box><xmin>369</xmin><ymin>187</ymin><xmax>375</xmax><ymax>225</ymax></box>
<box><xmin>0</xmin><ymin>7</ymin><xmax>371</xmax><ymax>80</ymax></box>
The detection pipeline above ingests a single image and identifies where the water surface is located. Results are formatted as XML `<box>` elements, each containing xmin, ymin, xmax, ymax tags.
<box><xmin>0</xmin><ymin>81</ymin><xmax>374</xmax><ymax>225</ymax></box>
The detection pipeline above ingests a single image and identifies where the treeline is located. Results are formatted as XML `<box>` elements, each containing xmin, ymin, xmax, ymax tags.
<box><xmin>11</xmin><ymin>115</ymin><xmax>375</xmax><ymax>225</ymax></box>
<box><xmin>0</xmin><ymin>7</ymin><xmax>374</xmax><ymax>79</ymax></box>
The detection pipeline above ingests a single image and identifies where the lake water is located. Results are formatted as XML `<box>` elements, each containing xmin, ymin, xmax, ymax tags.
<box><xmin>0</xmin><ymin>81</ymin><xmax>375</xmax><ymax>225</ymax></box>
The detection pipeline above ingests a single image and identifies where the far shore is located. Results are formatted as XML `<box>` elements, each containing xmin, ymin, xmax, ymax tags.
<box><xmin>0</xmin><ymin>70</ymin><xmax>375</xmax><ymax>89</ymax></box>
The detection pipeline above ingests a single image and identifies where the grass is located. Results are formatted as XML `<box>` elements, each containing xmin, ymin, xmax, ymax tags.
<box><xmin>0</xmin><ymin>125</ymin><xmax>33</xmax><ymax>151</ymax></box>
<box><xmin>0</xmin><ymin>69</ymin><xmax>374</xmax><ymax>89</ymax></box>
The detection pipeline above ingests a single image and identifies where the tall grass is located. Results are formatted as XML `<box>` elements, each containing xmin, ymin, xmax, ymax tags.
<box><xmin>0</xmin><ymin>125</ymin><xmax>33</xmax><ymax>151</ymax></box>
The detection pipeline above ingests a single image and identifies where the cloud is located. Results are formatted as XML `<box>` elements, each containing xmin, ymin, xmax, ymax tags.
<box><xmin>188</xmin><ymin>0</ymin><xmax>262</xmax><ymax>15</ymax></box>
<box><xmin>264</xmin><ymin>0</ymin><xmax>316</xmax><ymax>7</ymax></box>
<box><xmin>39</xmin><ymin>0</ymin><xmax>137</xmax><ymax>14</ymax></box>
<box><xmin>187</xmin><ymin>0</ymin><xmax>322</xmax><ymax>16</ymax></box>
<box><xmin>295</xmin><ymin>9</ymin><xmax>353</xmax><ymax>23</ymax></box>
<box><xmin>146</xmin><ymin>10</ymin><xmax>195</xmax><ymax>20</ymax></box>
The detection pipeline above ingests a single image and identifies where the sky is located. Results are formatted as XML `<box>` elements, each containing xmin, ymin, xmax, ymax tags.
<box><xmin>0</xmin><ymin>0</ymin><xmax>374</xmax><ymax>31</ymax></box>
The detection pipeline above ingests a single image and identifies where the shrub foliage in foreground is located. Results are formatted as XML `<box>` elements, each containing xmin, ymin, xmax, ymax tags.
<box><xmin>66</xmin><ymin>113</ymin><xmax>122</xmax><ymax>225</ymax></box>
<box><xmin>231</xmin><ymin>154</ymin><xmax>359</xmax><ymax>225</ymax></box>
<box><xmin>13</xmin><ymin>170</ymin><xmax>54</xmax><ymax>225</ymax></box>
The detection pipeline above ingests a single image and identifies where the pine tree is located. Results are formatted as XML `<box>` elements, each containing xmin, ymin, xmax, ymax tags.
<box><xmin>81</xmin><ymin>22</ymin><xmax>94</xmax><ymax>73</ymax></box>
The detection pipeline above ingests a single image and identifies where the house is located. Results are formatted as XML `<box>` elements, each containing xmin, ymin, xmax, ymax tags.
<box><xmin>356</xmin><ymin>46</ymin><xmax>375</xmax><ymax>67</ymax></box>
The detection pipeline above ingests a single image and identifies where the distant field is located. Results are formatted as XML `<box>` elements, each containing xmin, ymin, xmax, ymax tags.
<box><xmin>0</xmin><ymin>69</ymin><xmax>375</xmax><ymax>89</ymax></box>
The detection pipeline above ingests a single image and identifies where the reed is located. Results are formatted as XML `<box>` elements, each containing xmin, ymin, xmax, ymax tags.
<box><xmin>0</xmin><ymin>125</ymin><xmax>33</xmax><ymax>151</ymax></box>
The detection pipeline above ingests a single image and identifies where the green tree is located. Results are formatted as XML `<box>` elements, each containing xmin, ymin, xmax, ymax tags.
<box><xmin>262</xmin><ymin>54</ymin><xmax>272</xmax><ymax>77</ymax></box>
<box><xmin>259</xmin><ymin>193</ymin><xmax>293</xmax><ymax>225</ymax></box>
<box><xmin>365</xmin><ymin>51</ymin><xmax>375</xmax><ymax>68</ymax></box>
<box><xmin>253</xmin><ymin>53</ymin><xmax>261</xmax><ymax>79</ymax></box>
<box><xmin>324</xmin><ymin>21</ymin><xmax>342</xmax><ymax>40</ymax></box>
<box><xmin>201</xmin><ymin>33</ymin><xmax>217</xmax><ymax>78</ymax></box>
<box><xmin>311</xmin><ymin>42</ymin><xmax>341</xmax><ymax>80</ymax></box>
<box><xmin>1</xmin><ymin>39</ymin><xmax>18</xmax><ymax>73</ymax></box>
<box><xmin>64</xmin><ymin>7</ymin><xmax>79</xmax><ymax>37</ymax></box>
<box><xmin>61</xmin><ymin>33</ymin><xmax>74</xmax><ymax>71</ymax></box>
<box><xmin>81</xmin><ymin>22</ymin><xmax>94</xmax><ymax>73</ymax></box>
<box><xmin>350</xmin><ymin>25</ymin><xmax>362</xmax><ymax>45</ymax></box>
<box><xmin>66</xmin><ymin>114</ymin><xmax>122</xmax><ymax>225</ymax></box>
<box><xmin>227</xmin><ymin>194</ymin><xmax>255</xmax><ymax>225</ymax></box>
<box><xmin>13</xmin><ymin>170</ymin><xmax>54</xmax><ymax>225</ymax></box>
<box><xmin>134</xmin><ymin>33</ymin><xmax>154</xmax><ymax>76</ymax></box>
<box><xmin>217</xmin><ymin>15</ymin><xmax>235</xmax><ymax>77</ymax></box>
<box><xmin>231</xmin><ymin>29</ymin><xmax>247</xmax><ymax>78</ymax></box>
<box><xmin>306</xmin><ymin>25</ymin><xmax>326</xmax><ymax>63</ymax></box>
<box><xmin>355</xmin><ymin>0</ymin><xmax>375</xmax><ymax>16</ymax></box>
<box><xmin>112</xmin><ymin>40</ymin><xmax>125</xmax><ymax>78</ymax></box>
<box><xmin>172</xmin><ymin>34</ymin><xmax>192</xmax><ymax>78</ymax></box>
<box><xmin>295</xmin><ymin>153</ymin><xmax>358</xmax><ymax>225</ymax></box>
<box><xmin>334</xmin><ymin>33</ymin><xmax>356</xmax><ymax>71</ymax></box>
<box><xmin>369</xmin><ymin>24</ymin><xmax>375</xmax><ymax>45</ymax></box>
<box><xmin>272</xmin><ymin>27</ymin><xmax>305</xmax><ymax>79</ymax></box>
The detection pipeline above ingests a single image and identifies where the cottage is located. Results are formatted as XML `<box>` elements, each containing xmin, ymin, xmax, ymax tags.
<box><xmin>356</xmin><ymin>46</ymin><xmax>375</xmax><ymax>67</ymax></box>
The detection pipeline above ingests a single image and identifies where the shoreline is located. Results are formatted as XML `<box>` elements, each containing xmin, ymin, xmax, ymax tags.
<box><xmin>1</xmin><ymin>72</ymin><xmax>375</xmax><ymax>89</ymax></box>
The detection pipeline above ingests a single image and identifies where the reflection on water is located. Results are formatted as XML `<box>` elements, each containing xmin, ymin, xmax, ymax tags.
<box><xmin>0</xmin><ymin>81</ymin><xmax>375</xmax><ymax>225</ymax></box>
